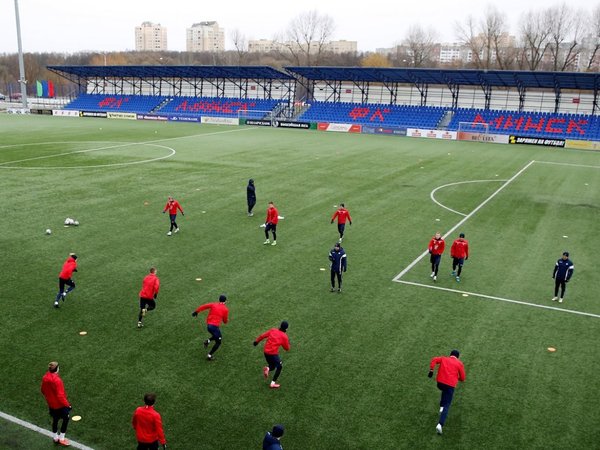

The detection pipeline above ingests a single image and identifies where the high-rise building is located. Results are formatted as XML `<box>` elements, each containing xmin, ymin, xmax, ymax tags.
<box><xmin>186</xmin><ymin>22</ymin><xmax>225</xmax><ymax>52</ymax></box>
<box><xmin>135</xmin><ymin>22</ymin><xmax>167</xmax><ymax>51</ymax></box>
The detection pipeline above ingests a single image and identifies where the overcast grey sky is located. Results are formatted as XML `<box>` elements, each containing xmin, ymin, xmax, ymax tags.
<box><xmin>0</xmin><ymin>0</ymin><xmax>596</xmax><ymax>54</ymax></box>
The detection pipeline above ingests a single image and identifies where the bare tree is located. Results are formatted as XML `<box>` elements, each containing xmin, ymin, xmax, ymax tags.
<box><xmin>456</xmin><ymin>16</ymin><xmax>484</xmax><ymax>68</ymax></box>
<box><xmin>230</xmin><ymin>28</ymin><xmax>248</xmax><ymax>65</ymax></box>
<box><xmin>280</xmin><ymin>10</ymin><xmax>335</xmax><ymax>66</ymax></box>
<box><xmin>456</xmin><ymin>7</ymin><xmax>510</xmax><ymax>69</ymax></box>
<box><xmin>586</xmin><ymin>4</ymin><xmax>600</xmax><ymax>70</ymax></box>
<box><xmin>519</xmin><ymin>9</ymin><xmax>552</xmax><ymax>70</ymax></box>
<box><xmin>403</xmin><ymin>25</ymin><xmax>438</xmax><ymax>67</ymax></box>
<box><xmin>546</xmin><ymin>4</ymin><xmax>583</xmax><ymax>71</ymax></box>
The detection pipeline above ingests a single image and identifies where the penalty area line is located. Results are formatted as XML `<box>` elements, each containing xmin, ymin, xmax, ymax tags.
<box><xmin>0</xmin><ymin>410</ymin><xmax>94</xmax><ymax>450</ymax></box>
<box><xmin>393</xmin><ymin>160</ymin><xmax>536</xmax><ymax>281</ymax></box>
<box><xmin>394</xmin><ymin>280</ymin><xmax>600</xmax><ymax>319</ymax></box>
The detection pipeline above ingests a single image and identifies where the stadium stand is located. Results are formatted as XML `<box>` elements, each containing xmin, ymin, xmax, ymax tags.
<box><xmin>298</xmin><ymin>102</ymin><xmax>446</xmax><ymax>129</ymax></box>
<box><xmin>448</xmin><ymin>108</ymin><xmax>599</xmax><ymax>140</ymax></box>
<box><xmin>64</xmin><ymin>94</ymin><xmax>166</xmax><ymax>114</ymax></box>
<box><xmin>157</xmin><ymin>96</ymin><xmax>280</xmax><ymax>118</ymax></box>
<box><xmin>63</xmin><ymin>94</ymin><xmax>281</xmax><ymax>119</ymax></box>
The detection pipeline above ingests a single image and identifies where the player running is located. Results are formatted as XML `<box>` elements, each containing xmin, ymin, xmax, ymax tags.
<box><xmin>192</xmin><ymin>294</ymin><xmax>229</xmax><ymax>360</ymax></box>
<box><xmin>254</xmin><ymin>321</ymin><xmax>290</xmax><ymax>389</ymax></box>
<box><xmin>331</xmin><ymin>203</ymin><xmax>352</xmax><ymax>243</ymax></box>
<box><xmin>138</xmin><ymin>268</ymin><xmax>160</xmax><ymax>328</ymax></box>
<box><xmin>162</xmin><ymin>196</ymin><xmax>184</xmax><ymax>236</ymax></box>
<box><xmin>263</xmin><ymin>201</ymin><xmax>279</xmax><ymax>246</ymax></box>
<box><xmin>428</xmin><ymin>232</ymin><xmax>445</xmax><ymax>282</ymax></box>
<box><xmin>54</xmin><ymin>253</ymin><xmax>77</xmax><ymax>308</ymax></box>
<box><xmin>450</xmin><ymin>233</ymin><xmax>469</xmax><ymax>282</ymax></box>
<box><xmin>428</xmin><ymin>350</ymin><xmax>466</xmax><ymax>435</ymax></box>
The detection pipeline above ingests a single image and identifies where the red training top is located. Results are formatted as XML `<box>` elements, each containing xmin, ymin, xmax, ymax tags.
<box><xmin>265</xmin><ymin>206</ymin><xmax>279</xmax><ymax>225</ymax></box>
<box><xmin>450</xmin><ymin>239</ymin><xmax>469</xmax><ymax>259</ymax></box>
<box><xmin>428</xmin><ymin>237</ymin><xmax>445</xmax><ymax>256</ymax></box>
<box><xmin>139</xmin><ymin>273</ymin><xmax>160</xmax><ymax>299</ymax></box>
<box><xmin>195</xmin><ymin>302</ymin><xmax>229</xmax><ymax>326</ymax></box>
<box><xmin>132</xmin><ymin>405</ymin><xmax>166</xmax><ymax>445</ymax></box>
<box><xmin>255</xmin><ymin>328</ymin><xmax>290</xmax><ymax>355</ymax></box>
<box><xmin>163</xmin><ymin>200</ymin><xmax>183</xmax><ymax>215</ymax></box>
<box><xmin>331</xmin><ymin>208</ymin><xmax>352</xmax><ymax>224</ymax></box>
<box><xmin>59</xmin><ymin>256</ymin><xmax>77</xmax><ymax>280</ymax></box>
<box><xmin>41</xmin><ymin>371</ymin><xmax>70</xmax><ymax>409</ymax></box>
<box><xmin>430</xmin><ymin>355</ymin><xmax>466</xmax><ymax>387</ymax></box>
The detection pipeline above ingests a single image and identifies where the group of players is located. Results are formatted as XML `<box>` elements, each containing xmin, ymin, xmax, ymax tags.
<box><xmin>427</xmin><ymin>231</ymin><xmax>575</xmax><ymax>304</ymax></box>
<box><xmin>46</xmin><ymin>182</ymin><xmax>349</xmax><ymax>448</ymax></box>
<box><xmin>44</xmin><ymin>179</ymin><xmax>576</xmax><ymax>446</ymax></box>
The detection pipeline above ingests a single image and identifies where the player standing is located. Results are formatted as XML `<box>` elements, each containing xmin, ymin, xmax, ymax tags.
<box><xmin>450</xmin><ymin>233</ymin><xmax>469</xmax><ymax>282</ymax></box>
<box><xmin>428</xmin><ymin>350</ymin><xmax>466</xmax><ymax>435</ymax></box>
<box><xmin>263</xmin><ymin>201</ymin><xmax>279</xmax><ymax>246</ymax></box>
<box><xmin>254</xmin><ymin>321</ymin><xmax>290</xmax><ymax>389</ymax></box>
<box><xmin>428</xmin><ymin>232</ymin><xmax>445</xmax><ymax>281</ymax></box>
<box><xmin>41</xmin><ymin>361</ymin><xmax>72</xmax><ymax>447</ymax></box>
<box><xmin>331</xmin><ymin>203</ymin><xmax>352</xmax><ymax>242</ymax></box>
<box><xmin>162</xmin><ymin>196</ymin><xmax>184</xmax><ymax>236</ymax></box>
<box><xmin>138</xmin><ymin>268</ymin><xmax>160</xmax><ymax>328</ymax></box>
<box><xmin>54</xmin><ymin>253</ymin><xmax>77</xmax><ymax>308</ymax></box>
<box><xmin>552</xmin><ymin>251</ymin><xmax>574</xmax><ymax>303</ymax></box>
<box><xmin>192</xmin><ymin>294</ymin><xmax>229</xmax><ymax>360</ymax></box>
<box><xmin>329</xmin><ymin>242</ymin><xmax>347</xmax><ymax>292</ymax></box>
<box><xmin>247</xmin><ymin>179</ymin><xmax>256</xmax><ymax>216</ymax></box>
<box><xmin>132</xmin><ymin>393</ymin><xmax>167</xmax><ymax>450</ymax></box>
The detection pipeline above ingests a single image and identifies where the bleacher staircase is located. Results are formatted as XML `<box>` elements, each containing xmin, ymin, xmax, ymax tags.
<box><xmin>437</xmin><ymin>110</ymin><xmax>454</xmax><ymax>130</ymax></box>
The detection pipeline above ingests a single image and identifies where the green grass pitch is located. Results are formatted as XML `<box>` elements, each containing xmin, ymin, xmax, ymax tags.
<box><xmin>0</xmin><ymin>114</ymin><xmax>599</xmax><ymax>449</ymax></box>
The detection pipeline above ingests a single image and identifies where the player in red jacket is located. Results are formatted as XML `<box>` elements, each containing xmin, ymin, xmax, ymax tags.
<box><xmin>41</xmin><ymin>361</ymin><xmax>72</xmax><ymax>446</ymax></box>
<box><xmin>162</xmin><ymin>196</ymin><xmax>184</xmax><ymax>236</ymax></box>
<box><xmin>138</xmin><ymin>268</ymin><xmax>160</xmax><ymax>328</ymax></box>
<box><xmin>263</xmin><ymin>201</ymin><xmax>279</xmax><ymax>246</ymax></box>
<box><xmin>54</xmin><ymin>253</ymin><xmax>78</xmax><ymax>308</ymax></box>
<box><xmin>428</xmin><ymin>350</ymin><xmax>466</xmax><ymax>435</ymax></box>
<box><xmin>331</xmin><ymin>203</ymin><xmax>352</xmax><ymax>243</ymax></box>
<box><xmin>450</xmin><ymin>233</ymin><xmax>469</xmax><ymax>282</ymax></box>
<box><xmin>192</xmin><ymin>294</ymin><xmax>229</xmax><ymax>360</ymax></box>
<box><xmin>132</xmin><ymin>393</ymin><xmax>167</xmax><ymax>450</ymax></box>
<box><xmin>428</xmin><ymin>232</ymin><xmax>445</xmax><ymax>281</ymax></box>
<box><xmin>254</xmin><ymin>321</ymin><xmax>290</xmax><ymax>389</ymax></box>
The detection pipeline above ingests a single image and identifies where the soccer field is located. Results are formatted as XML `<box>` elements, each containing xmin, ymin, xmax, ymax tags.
<box><xmin>1</xmin><ymin>114</ymin><xmax>599</xmax><ymax>449</ymax></box>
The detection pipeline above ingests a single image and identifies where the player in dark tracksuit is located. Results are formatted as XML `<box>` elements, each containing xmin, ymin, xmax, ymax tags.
<box><xmin>247</xmin><ymin>179</ymin><xmax>256</xmax><ymax>216</ymax></box>
<box><xmin>552</xmin><ymin>252</ymin><xmax>574</xmax><ymax>303</ymax></box>
<box><xmin>329</xmin><ymin>242</ymin><xmax>347</xmax><ymax>292</ymax></box>
<box><xmin>262</xmin><ymin>424</ymin><xmax>284</xmax><ymax>450</ymax></box>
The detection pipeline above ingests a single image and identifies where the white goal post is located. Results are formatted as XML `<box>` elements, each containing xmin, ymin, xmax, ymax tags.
<box><xmin>237</xmin><ymin>109</ymin><xmax>274</xmax><ymax>123</ymax></box>
<box><xmin>458</xmin><ymin>122</ymin><xmax>489</xmax><ymax>134</ymax></box>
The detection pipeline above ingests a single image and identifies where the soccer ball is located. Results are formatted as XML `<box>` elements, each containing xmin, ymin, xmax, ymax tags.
<box><xmin>73</xmin><ymin>220</ymin><xmax>79</xmax><ymax>226</ymax></box>
<box><xmin>45</xmin><ymin>229</ymin><xmax>52</xmax><ymax>235</ymax></box>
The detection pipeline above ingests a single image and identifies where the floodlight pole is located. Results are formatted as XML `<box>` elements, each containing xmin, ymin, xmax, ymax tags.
<box><xmin>14</xmin><ymin>0</ymin><xmax>28</xmax><ymax>109</ymax></box>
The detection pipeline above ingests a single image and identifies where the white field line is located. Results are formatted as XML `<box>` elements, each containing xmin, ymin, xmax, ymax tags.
<box><xmin>0</xmin><ymin>410</ymin><xmax>94</xmax><ymax>450</ymax></box>
<box><xmin>534</xmin><ymin>160</ymin><xmax>600</xmax><ymax>170</ymax></box>
<box><xmin>430</xmin><ymin>179</ymin><xmax>506</xmax><ymax>217</ymax></box>
<box><xmin>393</xmin><ymin>160</ymin><xmax>536</xmax><ymax>281</ymax></box>
<box><xmin>0</xmin><ymin>127</ymin><xmax>253</xmax><ymax>166</ymax></box>
<box><xmin>396</xmin><ymin>280</ymin><xmax>600</xmax><ymax>319</ymax></box>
